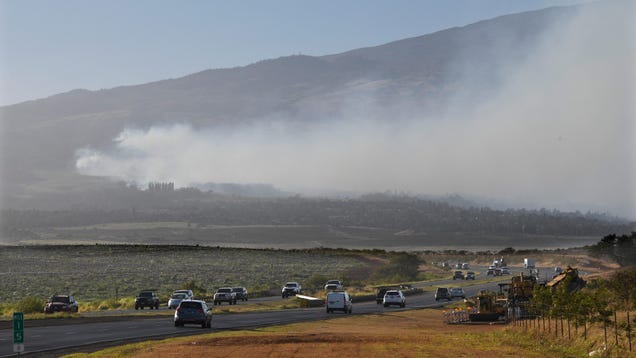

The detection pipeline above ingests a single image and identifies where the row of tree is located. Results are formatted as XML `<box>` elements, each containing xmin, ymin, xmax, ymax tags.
<box><xmin>2</xmin><ymin>191</ymin><xmax>633</xmax><ymax>237</ymax></box>
<box><xmin>588</xmin><ymin>232</ymin><xmax>636</xmax><ymax>266</ymax></box>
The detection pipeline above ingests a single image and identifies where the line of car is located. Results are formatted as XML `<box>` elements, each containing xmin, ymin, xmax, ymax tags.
<box><xmin>45</xmin><ymin>268</ymin><xmax>494</xmax><ymax>327</ymax></box>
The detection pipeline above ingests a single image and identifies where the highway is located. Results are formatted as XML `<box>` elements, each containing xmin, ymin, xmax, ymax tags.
<box><xmin>0</xmin><ymin>269</ymin><xmax>514</xmax><ymax>357</ymax></box>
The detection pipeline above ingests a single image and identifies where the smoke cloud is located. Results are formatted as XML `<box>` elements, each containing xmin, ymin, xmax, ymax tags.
<box><xmin>76</xmin><ymin>2</ymin><xmax>635</xmax><ymax>219</ymax></box>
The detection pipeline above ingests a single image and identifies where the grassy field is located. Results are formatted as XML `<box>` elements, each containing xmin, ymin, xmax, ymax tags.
<box><xmin>0</xmin><ymin>245</ymin><xmax>371</xmax><ymax>306</ymax></box>
<box><xmin>63</xmin><ymin>308</ymin><xmax>629</xmax><ymax>358</ymax></box>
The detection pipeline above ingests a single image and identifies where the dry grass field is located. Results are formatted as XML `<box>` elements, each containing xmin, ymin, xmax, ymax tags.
<box><xmin>66</xmin><ymin>309</ymin><xmax>604</xmax><ymax>358</ymax></box>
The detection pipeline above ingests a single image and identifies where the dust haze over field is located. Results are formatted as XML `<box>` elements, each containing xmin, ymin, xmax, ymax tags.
<box><xmin>75</xmin><ymin>2</ymin><xmax>635</xmax><ymax>219</ymax></box>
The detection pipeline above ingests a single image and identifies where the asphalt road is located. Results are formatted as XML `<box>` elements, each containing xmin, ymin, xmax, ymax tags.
<box><xmin>0</xmin><ymin>269</ymin><xmax>515</xmax><ymax>357</ymax></box>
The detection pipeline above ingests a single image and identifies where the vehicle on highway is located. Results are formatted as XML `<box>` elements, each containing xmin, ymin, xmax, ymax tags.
<box><xmin>325</xmin><ymin>290</ymin><xmax>352</xmax><ymax>314</ymax></box>
<box><xmin>135</xmin><ymin>290</ymin><xmax>160</xmax><ymax>310</ymax></box>
<box><xmin>453</xmin><ymin>270</ymin><xmax>464</xmax><ymax>280</ymax></box>
<box><xmin>168</xmin><ymin>292</ymin><xmax>188</xmax><ymax>309</ymax></box>
<box><xmin>232</xmin><ymin>287</ymin><xmax>248</xmax><ymax>301</ymax></box>
<box><xmin>44</xmin><ymin>294</ymin><xmax>79</xmax><ymax>313</ymax></box>
<box><xmin>461</xmin><ymin>263</ymin><xmax>470</xmax><ymax>269</ymax></box>
<box><xmin>173</xmin><ymin>289</ymin><xmax>194</xmax><ymax>299</ymax></box>
<box><xmin>435</xmin><ymin>287</ymin><xmax>452</xmax><ymax>301</ymax></box>
<box><xmin>324</xmin><ymin>280</ymin><xmax>344</xmax><ymax>291</ymax></box>
<box><xmin>449</xmin><ymin>287</ymin><xmax>466</xmax><ymax>299</ymax></box>
<box><xmin>383</xmin><ymin>290</ymin><xmax>406</xmax><ymax>308</ymax></box>
<box><xmin>487</xmin><ymin>267</ymin><xmax>502</xmax><ymax>276</ymax></box>
<box><xmin>465</xmin><ymin>271</ymin><xmax>476</xmax><ymax>280</ymax></box>
<box><xmin>282</xmin><ymin>282</ymin><xmax>302</xmax><ymax>298</ymax></box>
<box><xmin>214</xmin><ymin>287</ymin><xmax>237</xmax><ymax>305</ymax></box>
<box><xmin>174</xmin><ymin>300</ymin><xmax>212</xmax><ymax>328</ymax></box>
<box><xmin>375</xmin><ymin>287</ymin><xmax>393</xmax><ymax>304</ymax></box>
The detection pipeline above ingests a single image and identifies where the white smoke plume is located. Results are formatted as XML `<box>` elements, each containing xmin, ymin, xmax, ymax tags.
<box><xmin>76</xmin><ymin>2</ymin><xmax>635</xmax><ymax>219</ymax></box>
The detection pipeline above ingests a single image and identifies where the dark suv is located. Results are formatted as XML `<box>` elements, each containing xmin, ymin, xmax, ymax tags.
<box><xmin>376</xmin><ymin>287</ymin><xmax>394</xmax><ymax>304</ymax></box>
<box><xmin>135</xmin><ymin>290</ymin><xmax>160</xmax><ymax>310</ymax></box>
<box><xmin>435</xmin><ymin>287</ymin><xmax>452</xmax><ymax>301</ymax></box>
<box><xmin>174</xmin><ymin>300</ymin><xmax>212</xmax><ymax>328</ymax></box>
<box><xmin>44</xmin><ymin>295</ymin><xmax>79</xmax><ymax>313</ymax></box>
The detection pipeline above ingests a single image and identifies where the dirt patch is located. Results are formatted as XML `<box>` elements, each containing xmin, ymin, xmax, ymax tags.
<box><xmin>124</xmin><ymin>310</ymin><xmax>525</xmax><ymax>358</ymax></box>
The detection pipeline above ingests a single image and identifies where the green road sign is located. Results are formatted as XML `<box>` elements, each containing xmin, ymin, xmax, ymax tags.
<box><xmin>13</xmin><ymin>312</ymin><xmax>24</xmax><ymax>344</ymax></box>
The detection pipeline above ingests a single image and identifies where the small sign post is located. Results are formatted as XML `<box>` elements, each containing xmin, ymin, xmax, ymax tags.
<box><xmin>13</xmin><ymin>312</ymin><xmax>24</xmax><ymax>354</ymax></box>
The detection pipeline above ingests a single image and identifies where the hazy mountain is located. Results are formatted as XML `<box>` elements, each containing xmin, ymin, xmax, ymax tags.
<box><xmin>1</xmin><ymin>1</ymin><xmax>631</xmax><ymax>220</ymax></box>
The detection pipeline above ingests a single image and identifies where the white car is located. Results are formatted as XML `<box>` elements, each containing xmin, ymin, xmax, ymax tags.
<box><xmin>324</xmin><ymin>280</ymin><xmax>344</xmax><ymax>290</ymax></box>
<box><xmin>282</xmin><ymin>282</ymin><xmax>302</xmax><ymax>298</ymax></box>
<box><xmin>383</xmin><ymin>290</ymin><xmax>406</xmax><ymax>308</ymax></box>
<box><xmin>173</xmin><ymin>289</ymin><xmax>194</xmax><ymax>299</ymax></box>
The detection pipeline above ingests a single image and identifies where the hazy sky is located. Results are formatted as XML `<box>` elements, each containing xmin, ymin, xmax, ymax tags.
<box><xmin>72</xmin><ymin>0</ymin><xmax>635</xmax><ymax>219</ymax></box>
<box><xmin>0</xmin><ymin>0</ymin><xmax>589</xmax><ymax>106</ymax></box>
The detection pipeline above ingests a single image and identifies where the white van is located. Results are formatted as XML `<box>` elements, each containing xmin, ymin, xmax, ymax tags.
<box><xmin>326</xmin><ymin>291</ymin><xmax>352</xmax><ymax>314</ymax></box>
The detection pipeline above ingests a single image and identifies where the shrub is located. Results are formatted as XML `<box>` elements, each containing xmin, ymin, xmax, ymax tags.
<box><xmin>15</xmin><ymin>296</ymin><xmax>44</xmax><ymax>314</ymax></box>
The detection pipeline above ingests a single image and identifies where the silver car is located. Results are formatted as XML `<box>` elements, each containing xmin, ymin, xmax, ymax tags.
<box><xmin>168</xmin><ymin>293</ymin><xmax>188</xmax><ymax>309</ymax></box>
<box><xmin>383</xmin><ymin>290</ymin><xmax>406</xmax><ymax>308</ymax></box>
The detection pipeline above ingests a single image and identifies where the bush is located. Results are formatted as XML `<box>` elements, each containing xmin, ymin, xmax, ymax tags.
<box><xmin>16</xmin><ymin>296</ymin><xmax>44</xmax><ymax>314</ymax></box>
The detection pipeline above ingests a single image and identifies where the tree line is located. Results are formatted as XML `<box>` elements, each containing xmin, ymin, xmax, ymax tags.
<box><xmin>2</xmin><ymin>190</ymin><xmax>633</xmax><ymax>237</ymax></box>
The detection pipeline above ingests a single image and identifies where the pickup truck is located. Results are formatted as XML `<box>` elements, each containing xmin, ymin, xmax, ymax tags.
<box><xmin>135</xmin><ymin>290</ymin><xmax>160</xmax><ymax>310</ymax></box>
<box><xmin>281</xmin><ymin>282</ymin><xmax>301</xmax><ymax>298</ymax></box>
<box><xmin>213</xmin><ymin>287</ymin><xmax>237</xmax><ymax>305</ymax></box>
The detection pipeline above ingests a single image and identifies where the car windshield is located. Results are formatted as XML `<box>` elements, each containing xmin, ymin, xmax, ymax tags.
<box><xmin>386</xmin><ymin>291</ymin><xmax>399</xmax><ymax>296</ymax></box>
<box><xmin>171</xmin><ymin>294</ymin><xmax>186</xmax><ymax>299</ymax></box>
<box><xmin>231</xmin><ymin>288</ymin><xmax>243</xmax><ymax>292</ymax></box>
<box><xmin>140</xmin><ymin>292</ymin><xmax>153</xmax><ymax>297</ymax></box>
<box><xmin>51</xmin><ymin>296</ymin><xmax>70</xmax><ymax>303</ymax></box>
<box><xmin>285</xmin><ymin>283</ymin><xmax>297</xmax><ymax>287</ymax></box>
<box><xmin>217</xmin><ymin>288</ymin><xmax>231</xmax><ymax>293</ymax></box>
<box><xmin>327</xmin><ymin>280</ymin><xmax>340</xmax><ymax>284</ymax></box>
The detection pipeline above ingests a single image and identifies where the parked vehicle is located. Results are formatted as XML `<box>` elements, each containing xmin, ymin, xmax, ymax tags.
<box><xmin>324</xmin><ymin>280</ymin><xmax>344</xmax><ymax>291</ymax></box>
<box><xmin>465</xmin><ymin>271</ymin><xmax>476</xmax><ymax>280</ymax></box>
<box><xmin>325</xmin><ymin>291</ymin><xmax>352</xmax><ymax>314</ymax></box>
<box><xmin>135</xmin><ymin>290</ymin><xmax>160</xmax><ymax>310</ymax></box>
<box><xmin>383</xmin><ymin>290</ymin><xmax>406</xmax><ymax>308</ymax></box>
<box><xmin>232</xmin><ymin>287</ymin><xmax>248</xmax><ymax>301</ymax></box>
<box><xmin>282</xmin><ymin>282</ymin><xmax>302</xmax><ymax>298</ymax></box>
<box><xmin>461</xmin><ymin>263</ymin><xmax>470</xmax><ymax>269</ymax></box>
<box><xmin>174</xmin><ymin>300</ymin><xmax>212</xmax><ymax>328</ymax></box>
<box><xmin>453</xmin><ymin>271</ymin><xmax>464</xmax><ymax>280</ymax></box>
<box><xmin>435</xmin><ymin>287</ymin><xmax>452</xmax><ymax>301</ymax></box>
<box><xmin>44</xmin><ymin>295</ymin><xmax>78</xmax><ymax>313</ymax></box>
<box><xmin>214</xmin><ymin>287</ymin><xmax>237</xmax><ymax>305</ymax></box>
<box><xmin>168</xmin><ymin>293</ymin><xmax>188</xmax><ymax>309</ymax></box>
<box><xmin>449</xmin><ymin>287</ymin><xmax>466</xmax><ymax>299</ymax></box>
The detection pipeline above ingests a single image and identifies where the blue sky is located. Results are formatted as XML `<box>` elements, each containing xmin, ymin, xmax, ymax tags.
<box><xmin>0</xmin><ymin>0</ymin><xmax>589</xmax><ymax>106</ymax></box>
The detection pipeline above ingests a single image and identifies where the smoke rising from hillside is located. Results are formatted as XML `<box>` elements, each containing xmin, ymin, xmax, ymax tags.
<box><xmin>76</xmin><ymin>2</ymin><xmax>635</xmax><ymax>218</ymax></box>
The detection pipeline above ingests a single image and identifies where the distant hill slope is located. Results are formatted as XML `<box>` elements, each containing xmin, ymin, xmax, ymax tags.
<box><xmin>0</xmin><ymin>5</ymin><xmax>574</xmax><ymax>202</ymax></box>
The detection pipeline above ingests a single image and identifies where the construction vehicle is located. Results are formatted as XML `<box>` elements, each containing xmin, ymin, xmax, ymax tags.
<box><xmin>468</xmin><ymin>290</ymin><xmax>507</xmax><ymax>322</ymax></box>
<box><xmin>546</xmin><ymin>266</ymin><xmax>585</xmax><ymax>292</ymax></box>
